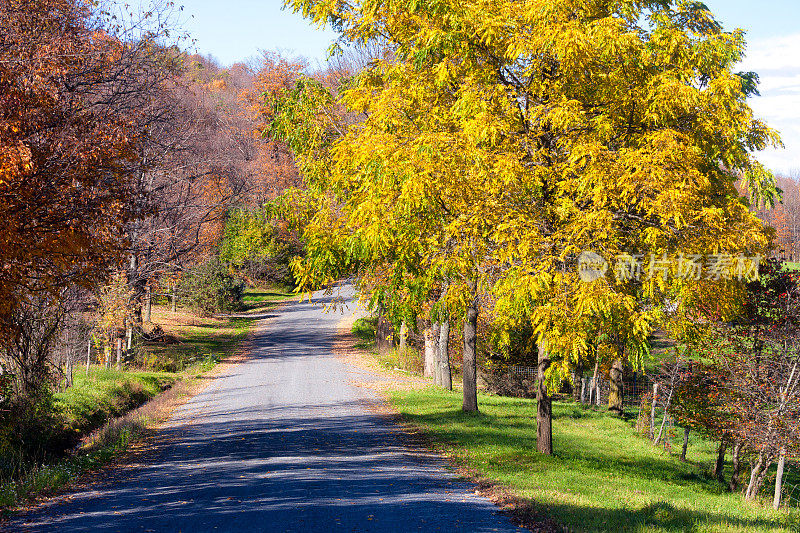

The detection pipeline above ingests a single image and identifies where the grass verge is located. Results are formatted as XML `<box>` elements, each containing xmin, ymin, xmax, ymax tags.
<box><xmin>340</xmin><ymin>317</ymin><xmax>800</xmax><ymax>533</ymax></box>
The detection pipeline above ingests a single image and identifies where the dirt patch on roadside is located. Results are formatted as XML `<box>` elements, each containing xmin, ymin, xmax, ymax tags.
<box><xmin>331</xmin><ymin>314</ymin><xmax>429</xmax><ymax>393</ymax></box>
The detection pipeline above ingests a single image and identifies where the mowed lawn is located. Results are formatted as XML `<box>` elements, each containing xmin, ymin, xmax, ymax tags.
<box><xmin>388</xmin><ymin>388</ymin><xmax>800</xmax><ymax>532</ymax></box>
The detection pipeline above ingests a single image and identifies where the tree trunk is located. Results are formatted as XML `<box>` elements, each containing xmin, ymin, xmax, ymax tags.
<box><xmin>580</xmin><ymin>379</ymin><xmax>587</xmax><ymax>404</ymax></box>
<box><xmin>129</xmin><ymin>251</ymin><xmax>143</xmax><ymax>326</ymax></box>
<box><xmin>86</xmin><ymin>337</ymin><xmax>91</xmax><ymax>375</ymax></box>
<box><xmin>462</xmin><ymin>290</ymin><xmax>478</xmax><ymax>413</ymax></box>
<box><xmin>649</xmin><ymin>383</ymin><xmax>659</xmax><ymax>440</ymax></box>
<box><xmin>711</xmin><ymin>440</ymin><xmax>727</xmax><ymax>482</ymax></box>
<box><xmin>595</xmin><ymin>374</ymin><xmax>602</xmax><ymax>406</ymax></box>
<box><xmin>572</xmin><ymin>367</ymin><xmax>583</xmax><ymax>402</ymax></box>
<box><xmin>590</xmin><ymin>361</ymin><xmax>599</xmax><ymax>405</ymax></box>
<box><xmin>144</xmin><ymin>285</ymin><xmax>152</xmax><ymax>323</ymax></box>
<box><xmin>125</xmin><ymin>321</ymin><xmax>133</xmax><ymax>351</ymax></box>
<box><xmin>729</xmin><ymin>441</ymin><xmax>743</xmax><ymax>492</ymax></box>
<box><xmin>437</xmin><ymin>320</ymin><xmax>451</xmax><ymax>390</ymax></box>
<box><xmin>398</xmin><ymin>321</ymin><xmax>408</xmax><ymax>353</ymax></box>
<box><xmin>608</xmin><ymin>358</ymin><xmax>623</xmax><ymax>415</ymax></box>
<box><xmin>774</xmin><ymin>447</ymin><xmax>786</xmax><ymax>509</ymax></box>
<box><xmin>423</xmin><ymin>322</ymin><xmax>439</xmax><ymax>378</ymax></box>
<box><xmin>104</xmin><ymin>345</ymin><xmax>111</xmax><ymax>369</ymax></box>
<box><xmin>745</xmin><ymin>451</ymin><xmax>774</xmax><ymax>501</ymax></box>
<box><xmin>681</xmin><ymin>427</ymin><xmax>690</xmax><ymax>462</ymax></box>
<box><xmin>653</xmin><ymin>385</ymin><xmax>674</xmax><ymax>446</ymax></box>
<box><xmin>537</xmin><ymin>341</ymin><xmax>552</xmax><ymax>455</ymax></box>
<box><xmin>376</xmin><ymin>313</ymin><xmax>394</xmax><ymax>351</ymax></box>
<box><xmin>65</xmin><ymin>357</ymin><xmax>73</xmax><ymax>389</ymax></box>
<box><xmin>171</xmin><ymin>286</ymin><xmax>177</xmax><ymax>313</ymax></box>
<box><xmin>115</xmin><ymin>338</ymin><xmax>123</xmax><ymax>371</ymax></box>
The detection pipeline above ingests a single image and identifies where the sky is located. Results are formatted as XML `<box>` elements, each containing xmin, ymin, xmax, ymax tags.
<box><xmin>175</xmin><ymin>0</ymin><xmax>800</xmax><ymax>175</ymax></box>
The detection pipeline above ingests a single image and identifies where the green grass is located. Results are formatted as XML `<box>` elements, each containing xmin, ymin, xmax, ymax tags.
<box><xmin>54</xmin><ymin>368</ymin><xmax>177</xmax><ymax>436</ymax></box>
<box><xmin>352</xmin><ymin>317</ymin><xmax>378</xmax><ymax>349</ymax></box>
<box><xmin>783</xmin><ymin>262</ymin><xmax>800</xmax><ymax>272</ymax></box>
<box><xmin>241</xmin><ymin>286</ymin><xmax>298</xmax><ymax>310</ymax></box>
<box><xmin>388</xmin><ymin>388</ymin><xmax>800</xmax><ymax>532</ymax></box>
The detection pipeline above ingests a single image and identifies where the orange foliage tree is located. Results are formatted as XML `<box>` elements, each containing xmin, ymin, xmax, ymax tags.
<box><xmin>0</xmin><ymin>0</ymin><xmax>182</xmax><ymax>344</ymax></box>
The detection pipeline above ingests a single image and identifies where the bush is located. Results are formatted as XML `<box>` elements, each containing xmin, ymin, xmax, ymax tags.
<box><xmin>0</xmin><ymin>391</ymin><xmax>69</xmax><ymax>481</ymax></box>
<box><xmin>177</xmin><ymin>258</ymin><xmax>244</xmax><ymax>316</ymax></box>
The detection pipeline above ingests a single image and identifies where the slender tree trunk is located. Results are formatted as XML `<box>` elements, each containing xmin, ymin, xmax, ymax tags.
<box><xmin>681</xmin><ymin>427</ymin><xmax>690</xmax><ymax>461</ymax></box>
<box><xmin>595</xmin><ymin>374</ymin><xmax>602</xmax><ymax>406</ymax></box>
<box><xmin>580</xmin><ymin>380</ymin><xmax>587</xmax><ymax>404</ymax></box>
<box><xmin>649</xmin><ymin>383</ymin><xmax>659</xmax><ymax>440</ymax></box>
<box><xmin>653</xmin><ymin>382</ymin><xmax>675</xmax><ymax>446</ymax></box>
<box><xmin>537</xmin><ymin>341</ymin><xmax>552</xmax><ymax>455</ymax></box>
<box><xmin>86</xmin><ymin>337</ymin><xmax>91</xmax><ymax>375</ymax></box>
<box><xmin>125</xmin><ymin>317</ymin><xmax>133</xmax><ymax>351</ymax></box>
<box><xmin>104</xmin><ymin>345</ymin><xmax>111</xmax><ymax>369</ymax></box>
<box><xmin>438</xmin><ymin>320</ymin><xmax>451</xmax><ymax>390</ymax></box>
<box><xmin>171</xmin><ymin>286</ymin><xmax>176</xmax><ymax>313</ymax></box>
<box><xmin>746</xmin><ymin>451</ymin><xmax>774</xmax><ymax>501</ymax></box>
<box><xmin>423</xmin><ymin>322</ymin><xmax>439</xmax><ymax>378</ymax></box>
<box><xmin>398</xmin><ymin>321</ymin><xmax>408</xmax><ymax>353</ymax></box>
<box><xmin>774</xmin><ymin>447</ymin><xmax>786</xmax><ymax>509</ymax></box>
<box><xmin>590</xmin><ymin>361</ymin><xmax>599</xmax><ymax>405</ymax></box>
<box><xmin>129</xmin><ymin>250</ymin><xmax>143</xmax><ymax>327</ymax></box>
<box><xmin>144</xmin><ymin>285</ymin><xmax>152</xmax><ymax>323</ymax></box>
<box><xmin>713</xmin><ymin>440</ymin><xmax>727</xmax><ymax>482</ymax></box>
<box><xmin>65</xmin><ymin>357</ymin><xmax>73</xmax><ymax>389</ymax></box>
<box><xmin>572</xmin><ymin>364</ymin><xmax>583</xmax><ymax>402</ymax></box>
<box><xmin>462</xmin><ymin>288</ymin><xmax>478</xmax><ymax>413</ymax></box>
<box><xmin>729</xmin><ymin>441</ymin><xmax>743</xmax><ymax>492</ymax></box>
<box><xmin>115</xmin><ymin>338</ymin><xmax>123</xmax><ymax>371</ymax></box>
<box><xmin>608</xmin><ymin>358</ymin><xmax>624</xmax><ymax>415</ymax></box>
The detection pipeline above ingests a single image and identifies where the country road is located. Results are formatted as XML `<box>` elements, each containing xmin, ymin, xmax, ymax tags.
<box><xmin>5</xmin><ymin>286</ymin><xmax>525</xmax><ymax>533</ymax></box>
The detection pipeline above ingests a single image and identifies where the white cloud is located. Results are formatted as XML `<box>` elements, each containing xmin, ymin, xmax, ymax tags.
<box><xmin>740</xmin><ymin>33</ymin><xmax>800</xmax><ymax>74</ymax></box>
<box><xmin>737</xmin><ymin>33</ymin><xmax>800</xmax><ymax>175</ymax></box>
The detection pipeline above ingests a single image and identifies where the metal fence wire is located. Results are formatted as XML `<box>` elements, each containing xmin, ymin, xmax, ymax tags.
<box><xmin>507</xmin><ymin>366</ymin><xmax>653</xmax><ymax>408</ymax></box>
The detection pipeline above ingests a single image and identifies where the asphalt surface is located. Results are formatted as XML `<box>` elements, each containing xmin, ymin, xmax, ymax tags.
<box><xmin>6</xmin><ymin>286</ymin><xmax>525</xmax><ymax>532</ymax></box>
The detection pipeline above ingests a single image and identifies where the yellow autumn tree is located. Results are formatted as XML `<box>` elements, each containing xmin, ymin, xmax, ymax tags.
<box><xmin>281</xmin><ymin>0</ymin><xmax>778</xmax><ymax>453</ymax></box>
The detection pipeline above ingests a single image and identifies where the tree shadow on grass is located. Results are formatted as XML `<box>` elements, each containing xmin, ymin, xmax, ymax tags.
<box><xmin>400</xmin><ymin>407</ymin><xmax>796</xmax><ymax>530</ymax></box>
<box><xmin>398</xmin><ymin>407</ymin><xmax>754</xmax><ymax>495</ymax></box>
<box><xmin>532</xmin><ymin>499</ymin><xmax>797</xmax><ymax>532</ymax></box>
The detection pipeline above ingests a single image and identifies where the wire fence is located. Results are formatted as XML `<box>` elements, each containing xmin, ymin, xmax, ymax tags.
<box><xmin>507</xmin><ymin>366</ymin><xmax>654</xmax><ymax>409</ymax></box>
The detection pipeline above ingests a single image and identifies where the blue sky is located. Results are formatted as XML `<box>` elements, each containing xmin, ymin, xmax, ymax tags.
<box><xmin>177</xmin><ymin>0</ymin><xmax>800</xmax><ymax>175</ymax></box>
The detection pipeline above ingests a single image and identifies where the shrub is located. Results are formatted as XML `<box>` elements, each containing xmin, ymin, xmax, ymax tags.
<box><xmin>177</xmin><ymin>258</ymin><xmax>244</xmax><ymax>316</ymax></box>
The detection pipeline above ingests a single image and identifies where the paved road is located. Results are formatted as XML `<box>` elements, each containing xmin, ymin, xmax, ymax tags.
<box><xmin>6</xmin><ymin>286</ymin><xmax>525</xmax><ymax>532</ymax></box>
